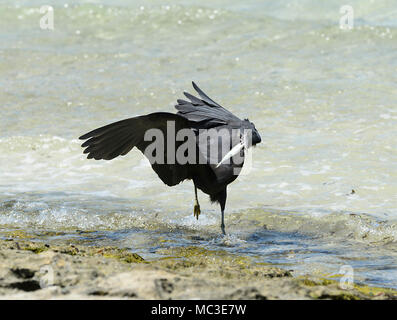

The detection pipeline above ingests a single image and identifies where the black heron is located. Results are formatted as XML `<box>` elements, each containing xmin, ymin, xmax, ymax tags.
<box><xmin>79</xmin><ymin>82</ymin><xmax>261</xmax><ymax>235</ymax></box>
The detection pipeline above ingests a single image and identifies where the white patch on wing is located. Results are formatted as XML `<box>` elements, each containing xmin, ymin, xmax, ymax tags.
<box><xmin>216</xmin><ymin>142</ymin><xmax>245</xmax><ymax>168</ymax></box>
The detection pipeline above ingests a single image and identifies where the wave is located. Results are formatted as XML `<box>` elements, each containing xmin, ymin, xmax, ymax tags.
<box><xmin>230</xmin><ymin>207</ymin><xmax>397</xmax><ymax>245</ymax></box>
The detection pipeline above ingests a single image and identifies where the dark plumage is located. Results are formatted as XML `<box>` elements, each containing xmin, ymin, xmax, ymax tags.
<box><xmin>79</xmin><ymin>82</ymin><xmax>261</xmax><ymax>234</ymax></box>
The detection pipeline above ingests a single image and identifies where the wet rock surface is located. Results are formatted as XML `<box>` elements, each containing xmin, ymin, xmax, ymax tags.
<box><xmin>0</xmin><ymin>239</ymin><xmax>396</xmax><ymax>300</ymax></box>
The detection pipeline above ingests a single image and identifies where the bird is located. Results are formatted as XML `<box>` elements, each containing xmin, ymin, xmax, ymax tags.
<box><xmin>79</xmin><ymin>82</ymin><xmax>261</xmax><ymax>235</ymax></box>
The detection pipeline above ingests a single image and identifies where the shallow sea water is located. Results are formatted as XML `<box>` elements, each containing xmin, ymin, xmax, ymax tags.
<box><xmin>1</xmin><ymin>0</ymin><xmax>397</xmax><ymax>288</ymax></box>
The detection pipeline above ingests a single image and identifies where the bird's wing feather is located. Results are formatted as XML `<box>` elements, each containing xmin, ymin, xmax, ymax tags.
<box><xmin>79</xmin><ymin>112</ymin><xmax>193</xmax><ymax>186</ymax></box>
<box><xmin>191</xmin><ymin>81</ymin><xmax>222</xmax><ymax>108</ymax></box>
<box><xmin>175</xmin><ymin>82</ymin><xmax>241</xmax><ymax>128</ymax></box>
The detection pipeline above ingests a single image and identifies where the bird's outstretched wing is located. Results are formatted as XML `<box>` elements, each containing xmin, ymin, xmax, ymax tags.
<box><xmin>79</xmin><ymin>112</ymin><xmax>193</xmax><ymax>186</ymax></box>
<box><xmin>175</xmin><ymin>82</ymin><xmax>241</xmax><ymax>128</ymax></box>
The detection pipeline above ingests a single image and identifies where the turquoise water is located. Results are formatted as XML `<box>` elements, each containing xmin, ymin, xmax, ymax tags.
<box><xmin>1</xmin><ymin>0</ymin><xmax>397</xmax><ymax>289</ymax></box>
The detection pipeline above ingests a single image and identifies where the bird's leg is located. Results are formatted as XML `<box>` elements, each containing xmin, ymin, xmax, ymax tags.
<box><xmin>221</xmin><ymin>210</ymin><xmax>226</xmax><ymax>235</ymax></box>
<box><xmin>219</xmin><ymin>188</ymin><xmax>227</xmax><ymax>235</ymax></box>
<box><xmin>193</xmin><ymin>185</ymin><xmax>201</xmax><ymax>220</ymax></box>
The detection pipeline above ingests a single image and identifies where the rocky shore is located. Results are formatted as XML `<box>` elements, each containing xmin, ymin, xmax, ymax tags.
<box><xmin>0</xmin><ymin>238</ymin><xmax>396</xmax><ymax>300</ymax></box>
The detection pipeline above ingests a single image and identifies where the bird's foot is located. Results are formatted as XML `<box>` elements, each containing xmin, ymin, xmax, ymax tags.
<box><xmin>193</xmin><ymin>202</ymin><xmax>201</xmax><ymax>220</ymax></box>
<box><xmin>221</xmin><ymin>223</ymin><xmax>226</xmax><ymax>236</ymax></box>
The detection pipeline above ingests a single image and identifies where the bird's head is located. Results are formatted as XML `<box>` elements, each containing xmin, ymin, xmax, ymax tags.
<box><xmin>242</xmin><ymin>119</ymin><xmax>262</xmax><ymax>146</ymax></box>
